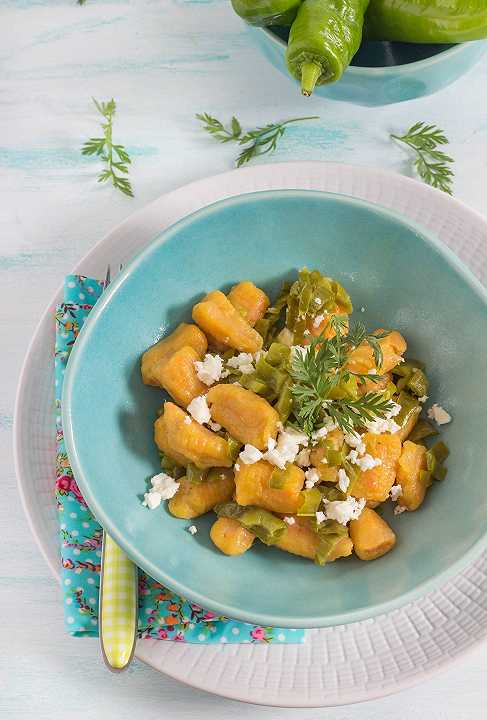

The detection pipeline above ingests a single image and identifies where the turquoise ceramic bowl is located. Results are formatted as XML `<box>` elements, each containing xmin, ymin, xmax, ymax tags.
<box><xmin>63</xmin><ymin>190</ymin><xmax>487</xmax><ymax>628</ymax></box>
<box><xmin>251</xmin><ymin>26</ymin><xmax>487</xmax><ymax>105</ymax></box>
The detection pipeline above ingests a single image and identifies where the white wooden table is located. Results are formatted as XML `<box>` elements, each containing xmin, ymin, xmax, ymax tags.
<box><xmin>2</xmin><ymin>1</ymin><xmax>487</xmax><ymax>717</ymax></box>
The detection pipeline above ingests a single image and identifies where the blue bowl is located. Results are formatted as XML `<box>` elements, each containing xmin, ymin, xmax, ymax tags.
<box><xmin>63</xmin><ymin>190</ymin><xmax>487</xmax><ymax>628</ymax></box>
<box><xmin>251</xmin><ymin>26</ymin><xmax>487</xmax><ymax>105</ymax></box>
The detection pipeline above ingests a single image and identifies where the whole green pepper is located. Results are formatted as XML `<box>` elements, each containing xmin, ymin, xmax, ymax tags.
<box><xmin>286</xmin><ymin>0</ymin><xmax>370</xmax><ymax>96</ymax></box>
<box><xmin>365</xmin><ymin>0</ymin><xmax>487</xmax><ymax>43</ymax></box>
<box><xmin>231</xmin><ymin>0</ymin><xmax>302</xmax><ymax>26</ymax></box>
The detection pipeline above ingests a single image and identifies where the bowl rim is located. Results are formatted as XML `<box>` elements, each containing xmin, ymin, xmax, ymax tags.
<box><xmin>63</xmin><ymin>187</ymin><xmax>487</xmax><ymax>629</ymax></box>
<box><xmin>262</xmin><ymin>25</ymin><xmax>475</xmax><ymax>75</ymax></box>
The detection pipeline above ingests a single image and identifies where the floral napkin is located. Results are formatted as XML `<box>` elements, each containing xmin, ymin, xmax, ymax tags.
<box><xmin>55</xmin><ymin>274</ymin><xmax>305</xmax><ymax>645</ymax></box>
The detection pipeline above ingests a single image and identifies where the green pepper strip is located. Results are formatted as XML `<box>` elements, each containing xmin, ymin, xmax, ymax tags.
<box><xmin>215</xmin><ymin>502</ymin><xmax>286</xmax><ymax>545</ymax></box>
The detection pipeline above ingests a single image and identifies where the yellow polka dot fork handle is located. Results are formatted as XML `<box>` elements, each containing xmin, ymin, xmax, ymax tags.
<box><xmin>99</xmin><ymin>531</ymin><xmax>138</xmax><ymax>672</ymax></box>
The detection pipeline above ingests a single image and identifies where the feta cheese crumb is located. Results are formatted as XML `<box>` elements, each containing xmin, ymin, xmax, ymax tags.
<box><xmin>344</xmin><ymin>431</ymin><xmax>366</xmax><ymax>455</ymax></box>
<box><xmin>394</xmin><ymin>505</ymin><xmax>407</xmax><ymax>515</ymax></box>
<box><xmin>315</xmin><ymin>511</ymin><xmax>326</xmax><ymax>524</ymax></box>
<box><xmin>184</xmin><ymin>415</ymin><xmax>192</xmax><ymax>426</ymax></box>
<box><xmin>142</xmin><ymin>491</ymin><xmax>162</xmax><ymax>510</ymax></box>
<box><xmin>337</xmin><ymin>468</ymin><xmax>350</xmax><ymax>493</ymax></box>
<box><xmin>360</xmin><ymin>306</ymin><xmax>366</xmax><ymax>313</ymax></box>
<box><xmin>227</xmin><ymin>352</ymin><xmax>255</xmax><ymax>375</ymax></box>
<box><xmin>390</xmin><ymin>484</ymin><xmax>403</xmax><ymax>502</ymax></box>
<box><xmin>313</xmin><ymin>313</ymin><xmax>325</xmax><ymax>329</ymax></box>
<box><xmin>427</xmin><ymin>403</ymin><xmax>452</xmax><ymax>426</ymax></box>
<box><xmin>194</xmin><ymin>353</ymin><xmax>223</xmax><ymax>386</ymax></box>
<box><xmin>304</xmin><ymin>467</ymin><xmax>320</xmax><ymax>488</ymax></box>
<box><xmin>314</xmin><ymin>297</ymin><xmax>322</xmax><ymax>306</ymax></box>
<box><xmin>418</xmin><ymin>395</ymin><xmax>429</xmax><ymax>404</ymax></box>
<box><xmin>143</xmin><ymin>472</ymin><xmax>180</xmax><ymax>509</ymax></box>
<box><xmin>284</xmin><ymin>516</ymin><xmax>296</xmax><ymax>526</ymax></box>
<box><xmin>263</xmin><ymin>427</ymin><xmax>308</xmax><ymax>469</ymax></box>
<box><xmin>364</xmin><ymin>401</ymin><xmax>402</xmax><ymax>435</ymax></box>
<box><xmin>239</xmin><ymin>444</ymin><xmax>263</xmax><ymax>465</ymax></box>
<box><xmin>355</xmin><ymin>454</ymin><xmax>382</xmax><ymax>472</ymax></box>
<box><xmin>187</xmin><ymin>395</ymin><xmax>211</xmax><ymax>425</ymax></box>
<box><xmin>295</xmin><ymin>448</ymin><xmax>311</xmax><ymax>468</ymax></box>
<box><xmin>208</xmin><ymin>421</ymin><xmax>222</xmax><ymax>432</ymax></box>
<box><xmin>324</xmin><ymin>496</ymin><xmax>366</xmax><ymax>525</ymax></box>
<box><xmin>234</xmin><ymin>463</ymin><xmax>240</xmax><ymax>472</ymax></box>
<box><xmin>368</xmin><ymin>368</ymin><xmax>378</xmax><ymax>375</ymax></box>
<box><xmin>187</xmin><ymin>525</ymin><xmax>198</xmax><ymax>535</ymax></box>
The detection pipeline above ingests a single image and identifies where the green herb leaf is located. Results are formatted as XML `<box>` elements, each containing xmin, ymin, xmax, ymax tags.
<box><xmin>197</xmin><ymin>113</ymin><xmax>319</xmax><ymax>167</ymax></box>
<box><xmin>391</xmin><ymin>122</ymin><xmax>454</xmax><ymax>195</ymax></box>
<box><xmin>290</xmin><ymin>318</ymin><xmax>394</xmax><ymax>437</ymax></box>
<box><xmin>82</xmin><ymin>98</ymin><xmax>134</xmax><ymax>198</ymax></box>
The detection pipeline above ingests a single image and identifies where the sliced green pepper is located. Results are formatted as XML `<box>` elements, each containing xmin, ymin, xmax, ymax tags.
<box><xmin>186</xmin><ymin>463</ymin><xmax>208</xmax><ymax>484</ymax></box>
<box><xmin>231</xmin><ymin>0</ymin><xmax>302</xmax><ymax>26</ymax></box>
<box><xmin>255</xmin><ymin>282</ymin><xmax>291</xmax><ymax>345</ymax></box>
<box><xmin>274</xmin><ymin>377</ymin><xmax>293</xmax><ymax>423</ymax></box>
<box><xmin>160</xmin><ymin>452</ymin><xmax>185</xmax><ymax>479</ymax></box>
<box><xmin>395</xmin><ymin>390</ymin><xmax>421</xmax><ymax>430</ymax></box>
<box><xmin>286</xmin><ymin>267</ymin><xmax>352</xmax><ymax>343</ymax></box>
<box><xmin>407</xmin><ymin>369</ymin><xmax>429</xmax><ymax>398</ymax></box>
<box><xmin>408</xmin><ymin>419</ymin><xmax>438</xmax><ymax>444</ymax></box>
<box><xmin>365</xmin><ymin>0</ymin><xmax>487</xmax><ymax>43</ymax></box>
<box><xmin>286</xmin><ymin>0</ymin><xmax>370</xmax><ymax>97</ymax></box>
<box><xmin>215</xmin><ymin>502</ymin><xmax>286</xmax><ymax>545</ymax></box>
<box><xmin>297</xmin><ymin>487</ymin><xmax>323</xmax><ymax>515</ymax></box>
<box><xmin>312</xmin><ymin>519</ymin><xmax>349</xmax><ymax>566</ymax></box>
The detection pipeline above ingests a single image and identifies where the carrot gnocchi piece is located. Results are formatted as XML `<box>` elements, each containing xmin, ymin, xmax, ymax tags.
<box><xmin>192</xmin><ymin>290</ymin><xmax>263</xmax><ymax>353</ymax></box>
<box><xmin>227</xmin><ymin>281</ymin><xmax>270</xmax><ymax>327</ymax></box>
<box><xmin>154</xmin><ymin>402</ymin><xmax>233</xmax><ymax>469</ymax></box>
<box><xmin>235</xmin><ymin>460</ymin><xmax>304</xmax><ymax>515</ymax></box>
<box><xmin>348</xmin><ymin>432</ymin><xmax>402</xmax><ymax>504</ymax></box>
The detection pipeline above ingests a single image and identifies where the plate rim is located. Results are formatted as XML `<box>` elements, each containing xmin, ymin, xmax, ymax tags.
<box><xmin>13</xmin><ymin>160</ymin><xmax>487</xmax><ymax>707</ymax></box>
<box><xmin>62</xmin><ymin>186</ymin><xmax>487</xmax><ymax>630</ymax></box>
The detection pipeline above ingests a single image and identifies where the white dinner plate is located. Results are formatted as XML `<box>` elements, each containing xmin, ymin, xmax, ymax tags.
<box><xmin>14</xmin><ymin>161</ymin><xmax>487</xmax><ymax>707</ymax></box>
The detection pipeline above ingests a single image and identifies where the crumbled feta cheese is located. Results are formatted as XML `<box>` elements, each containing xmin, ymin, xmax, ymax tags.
<box><xmin>208</xmin><ymin>421</ymin><xmax>222</xmax><ymax>432</ymax></box>
<box><xmin>418</xmin><ymin>395</ymin><xmax>428</xmax><ymax>404</ymax></box>
<box><xmin>315</xmin><ymin>511</ymin><xmax>326</xmax><ymax>524</ymax></box>
<box><xmin>234</xmin><ymin>463</ymin><xmax>240</xmax><ymax>472</ymax></box>
<box><xmin>368</xmin><ymin>368</ymin><xmax>378</xmax><ymax>375</ymax></box>
<box><xmin>365</xmin><ymin>402</ymin><xmax>402</xmax><ymax>435</ymax></box>
<box><xmin>304</xmin><ymin>467</ymin><xmax>320</xmax><ymax>488</ymax></box>
<box><xmin>346</xmin><ymin>449</ymin><xmax>359</xmax><ymax>464</ymax></box>
<box><xmin>143</xmin><ymin>472</ymin><xmax>180</xmax><ymax>509</ymax></box>
<box><xmin>427</xmin><ymin>403</ymin><xmax>452</xmax><ymax>426</ymax></box>
<box><xmin>253</xmin><ymin>350</ymin><xmax>264</xmax><ymax>363</ymax></box>
<box><xmin>227</xmin><ymin>352</ymin><xmax>255</xmax><ymax>375</ymax></box>
<box><xmin>263</xmin><ymin>427</ymin><xmax>309</xmax><ymax>469</ymax></box>
<box><xmin>314</xmin><ymin>297</ymin><xmax>322</xmax><ymax>306</ymax></box>
<box><xmin>194</xmin><ymin>353</ymin><xmax>223</xmax><ymax>386</ymax></box>
<box><xmin>323</xmin><ymin>496</ymin><xmax>366</xmax><ymax>525</ymax></box>
<box><xmin>284</xmin><ymin>516</ymin><xmax>296</xmax><ymax>526</ymax></box>
<box><xmin>303</xmin><ymin>329</ymin><xmax>311</xmax><ymax>337</ymax></box>
<box><xmin>142</xmin><ymin>491</ymin><xmax>162</xmax><ymax>510</ymax></box>
<box><xmin>267</xmin><ymin>437</ymin><xmax>277</xmax><ymax>451</ymax></box>
<box><xmin>239</xmin><ymin>444</ymin><xmax>263</xmax><ymax>465</ymax></box>
<box><xmin>344</xmin><ymin>431</ymin><xmax>366</xmax><ymax>454</ymax></box>
<box><xmin>187</xmin><ymin>395</ymin><xmax>211</xmax><ymax>425</ymax></box>
<box><xmin>365</xmin><ymin>417</ymin><xmax>401</xmax><ymax>434</ymax></box>
<box><xmin>184</xmin><ymin>415</ymin><xmax>192</xmax><ymax>426</ymax></box>
<box><xmin>354</xmin><ymin>454</ymin><xmax>382</xmax><ymax>472</ymax></box>
<box><xmin>360</xmin><ymin>306</ymin><xmax>366</xmax><ymax>313</ymax></box>
<box><xmin>387</xmin><ymin>401</ymin><xmax>402</xmax><ymax>418</ymax></box>
<box><xmin>313</xmin><ymin>313</ymin><xmax>325</xmax><ymax>329</ymax></box>
<box><xmin>394</xmin><ymin>505</ymin><xmax>407</xmax><ymax>515</ymax></box>
<box><xmin>187</xmin><ymin>525</ymin><xmax>198</xmax><ymax>535</ymax></box>
<box><xmin>390</xmin><ymin>484</ymin><xmax>403</xmax><ymax>502</ymax></box>
<box><xmin>295</xmin><ymin>448</ymin><xmax>311</xmax><ymax>468</ymax></box>
<box><xmin>337</xmin><ymin>468</ymin><xmax>350</xmax><ymax>493</ymax></box>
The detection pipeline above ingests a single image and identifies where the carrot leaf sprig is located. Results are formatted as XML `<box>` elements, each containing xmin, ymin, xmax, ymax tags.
<box><xmin>391</xmin><ymin>122</ymin><xmax>454</xmax><ymax>195</ymax></box>
<box><xmin>290</xmin><ymin>318</ymin><xmax>393</xmax><ymax>436</ymax></box>
<box><xmin>196</xmin><ymin>113</ymin><xmax>319</xmax><ymax>167</ymax></box>
<box><xmin>82</xmin><ymin>98</ymin><xmax>133</xmax><ymax>197</ymax></box>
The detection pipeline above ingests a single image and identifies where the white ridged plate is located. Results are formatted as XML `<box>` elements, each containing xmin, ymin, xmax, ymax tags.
<box><xmin>14</xmin><ymin>162</ymin><xmax>487</xmax><ymax>707</ymax></box>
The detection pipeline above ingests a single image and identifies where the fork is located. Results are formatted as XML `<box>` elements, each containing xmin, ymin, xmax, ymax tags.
<box><xmin>98</xmin><ymin>264</ymin><xmax>138</xmax><ymax>672</ymax></box>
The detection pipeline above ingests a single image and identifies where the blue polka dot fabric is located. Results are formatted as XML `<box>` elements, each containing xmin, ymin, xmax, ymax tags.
<box><xmin>55</xmin><ymin>275</ymin><xmax>305</xmax><ymax>645</ymax></box>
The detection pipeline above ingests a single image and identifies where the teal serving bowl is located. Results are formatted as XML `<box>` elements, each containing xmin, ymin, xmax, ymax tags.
<box><xmin>250</xmin><ymin>25</ymin><xmax>487</xmax><ymax>105</ymax></box>
<box><xmin>63</xmin><ymin>190</ymin><xmax>487</xmax><ymax>628</ymax></box>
